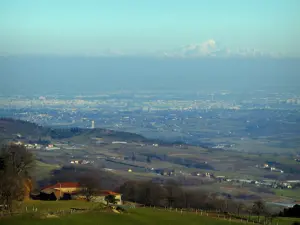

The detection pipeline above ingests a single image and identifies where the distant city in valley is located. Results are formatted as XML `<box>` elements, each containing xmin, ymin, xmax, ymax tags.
<box><xmin>1</xmin><ymin>88</ymin><xmax>300</xmax><ymax>150</ymax></box>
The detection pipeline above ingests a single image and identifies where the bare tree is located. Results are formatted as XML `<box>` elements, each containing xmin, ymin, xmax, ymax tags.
<box><xmin>252</xmin><ymin>200</ymin><xmax>266</xmax><ymax>223</ymax></box>
<box><xmin>183</xmin><ymin>190</ymin><xmax>193</xmax><ymax>209</ymax></box>
<box><xmin>78</xmin><ymin>173</ymin><xmax>101</xmax><ymax>202</ymax></box>
<box><xmin>119</xmin><ymin>180</ymin><xmax>168</xmax><ymax>207</ymax></box>
<box><xmin>263</xmin><ymin>210</ymin><xmax>274</xmax><ymax>225</ymax></box>
<box><xmin>164</xmin><ymin>180</ymin><xmax>184</xmax><ymax>208</ymax></box>
<box><xmin>245</xmin><ymin>206</ymin><xmax>253</xmax><ymax>222</ymax></box>
<box><xmin>0</xmin><ymin>144</ymin><xmax>34</xmax><ymax>213</ymax></box>
<box><xmin>118</xmin><ymin>181</ymin><xmax>139</xmax><ymax>202</ymax></box>
<box><xmin>138</xmin><ymin>181</ymin><xmax>167</xmax><ymax>207</ymax></box>
<box><xmin>235</xmin><ymin>201</ymin><xmax>245</xmax><ymax>217</ymax></box>
<box><xmin>215</xmin><ymin>198</ymin><xmax>227</xmax><ymax>213</ymax></box>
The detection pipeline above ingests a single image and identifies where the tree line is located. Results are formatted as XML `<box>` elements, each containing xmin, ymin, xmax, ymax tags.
<box><xmin>117</xmin><ymin>179</ymin><xmax>273</xmax><ymax>222</ymax></box>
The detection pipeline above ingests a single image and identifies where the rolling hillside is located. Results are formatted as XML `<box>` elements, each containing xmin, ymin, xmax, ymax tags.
<box><xmin>0</xmin><ymin>118</ymin><xmax>148</xmax><ymax>144</ymax></box>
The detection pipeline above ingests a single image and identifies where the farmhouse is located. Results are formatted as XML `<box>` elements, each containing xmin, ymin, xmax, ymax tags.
<box><xmin>40</xmin><ymin>182</ymin><xmax>81</xmax><ymax>200</ymax></box>
<box><xmin>39</xmin><ymin>182</ymin><xmax>122</xmax><ymax>204</ymax></box>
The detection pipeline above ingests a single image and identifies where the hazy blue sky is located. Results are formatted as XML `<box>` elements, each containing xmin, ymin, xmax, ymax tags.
<box><xmin>0</xmin><ymin>0</ymin><xmax>299</xmax><ymax>57</ymax></box>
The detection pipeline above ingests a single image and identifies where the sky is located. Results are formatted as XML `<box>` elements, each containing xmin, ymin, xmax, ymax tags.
<box><xmin>0</xmin><ymin>0</ymin><xmax>300</xmax><ymax>57</ymax></box>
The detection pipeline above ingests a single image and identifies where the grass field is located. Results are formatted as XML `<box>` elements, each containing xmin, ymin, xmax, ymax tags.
<box><xmin>20</xmin><ymin>200</ymin><xmax>95</xmax><ymax>212</ymax></box>
<box><xmin>1</xmin><ymin>201</ymin><xmax>300</xmax><ymax>225</ymax></box>
<box><xmin>0</xmin><ymin>208</ymin><xmax>243</xmax><ymax>225</ymax></box>
<box><xmin>276</xmin><ymin>217</ymin><xmax>300</xmax><ymax>225</ymax></box>
<box><xmin>2</xmin><ymin>208</ymin><xmax>300</xmax><ymax>225</ymax></box>
<box><xmin>274</xmin><ymin>189</ymin><xmax>300</xmax><ymax>201</ymax></box>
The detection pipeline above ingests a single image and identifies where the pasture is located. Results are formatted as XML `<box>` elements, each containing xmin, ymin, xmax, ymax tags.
<box><xmin>1</xmin><ymin>201</ymin><xmax>299</xmax><ymax>225</ymax></box>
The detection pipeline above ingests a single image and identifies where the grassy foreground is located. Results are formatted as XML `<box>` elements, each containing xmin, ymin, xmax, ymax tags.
<box><xmin>1</xmin><ymin>201</ymin><xmax>299</xmax><ymax>225</ymax></box>
<box><xmin>0</xmin><ymin>208</ymin><xmax>241</xmax><ymax>225</ymax></box>
<box><xmin>0</xmin><ymin>199</ymin><xmax>244</xmax><ymax>225</ymax></box>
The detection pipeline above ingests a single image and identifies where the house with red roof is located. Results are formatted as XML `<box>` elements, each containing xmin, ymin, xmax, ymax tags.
<box><xmin>39</xmin><ymin>182</ymin><xmax>122</xmax><ymax>204</ymax></box>
<box><xmin>40</xmin><ymin>182</ymin><xmax>82</xmax><ymax>200</ymax></box>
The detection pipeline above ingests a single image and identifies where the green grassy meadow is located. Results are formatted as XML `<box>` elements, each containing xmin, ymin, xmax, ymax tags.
<box><xmin>0</xmin><ymin>208</ymin><xmax>243</xmax><ymax>225</ymax></box>
<box><xmin>20</xmin><ymin>200</ymin><xmax>95</xmax><ymax>212</ymax></box>
<box><xmin>274</xmin><ymin>189</ymin><xmax>300</xmax><ymax>201</ymax></box>
<box><xmin>1</xmin><ymin>201</ymin><xmax>299</xmax><ymax>225</ymax></box>
<box><xmin>276</xmin><ymin>217</ymin><xmax>300</xmax><ymax>225</ymax></box>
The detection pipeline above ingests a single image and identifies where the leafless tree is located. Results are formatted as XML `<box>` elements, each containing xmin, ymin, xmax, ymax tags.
<box><xmin>119</xmin><ymin>180</ymin><xmax>168</xmax><ymax>207</ymax></box>
<box><xmin>0</xmin><ymin>144</ymin><xmax>34</xmax><ymax>213</ymax></box>
<box><xmin>252</xmin><ymin>200</ymin><xmax>266</xmax><ymax>223</ymax></box>
<box><xmin>78</xmin><ymin>172</ymin><xmax>101</xmax><ymax>202</ymax></box>
<box><xmin>164</xmin><ymin>180</ymin><xmax>184</xmax><ymax>208</ymax></box>
<box><xmin>235</xmin><ymin>201</ymin><xmax>245</xmax><ymax>217</ymax></box>
<box><xmin>138</xmin><ymin>181</ymin><xmax>168</xmax><ymax>207</ymax></box>
<box><xmin>118</xmin><ymin>180</ymin><xmax>140</xmax><ymax>202</ymax></box>
<box><xmin>183</xmin><ymin>190</ymin><xmax>194</xmax><ymax>209</ymax></box>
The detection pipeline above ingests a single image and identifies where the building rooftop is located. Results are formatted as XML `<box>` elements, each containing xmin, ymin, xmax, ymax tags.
<box><xmin>42</xmin><ymin>182</ymin><xmax>80</xmax><ymax>190</ymax></box>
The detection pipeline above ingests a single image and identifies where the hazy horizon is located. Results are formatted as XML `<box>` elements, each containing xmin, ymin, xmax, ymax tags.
<box><xmin>1</xmin><ymin>56</ymin><xmax>300</xmax><ymax>96</ymax></box>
